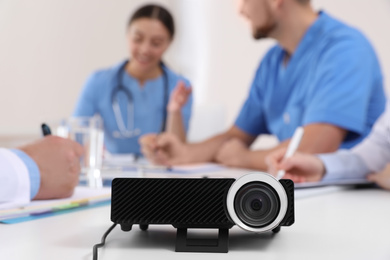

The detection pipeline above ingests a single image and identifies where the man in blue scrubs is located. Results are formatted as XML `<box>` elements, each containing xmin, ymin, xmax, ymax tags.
<box><xmin>140</xmin><ymin>0</ymin><xmax>386</xmax><ymax>171</ymax></box>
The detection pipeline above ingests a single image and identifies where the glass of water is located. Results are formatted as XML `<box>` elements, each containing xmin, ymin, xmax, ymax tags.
<box><xmin>55</xmin><ymin>115</ymin><xmax>104</xmax><ymax>188</ymax></box>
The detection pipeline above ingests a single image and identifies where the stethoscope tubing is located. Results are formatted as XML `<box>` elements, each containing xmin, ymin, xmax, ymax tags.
<box><xmin>111</xmin><ymin>60</ymin><xmax>169</xmax><ymax>138</ymax></box>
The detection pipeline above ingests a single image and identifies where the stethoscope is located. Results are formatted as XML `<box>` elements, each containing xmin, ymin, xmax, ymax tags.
<box><xmin>111</xmin><ymin>60</ymin><xmax>169</xmax><ymax>138</ymax></box>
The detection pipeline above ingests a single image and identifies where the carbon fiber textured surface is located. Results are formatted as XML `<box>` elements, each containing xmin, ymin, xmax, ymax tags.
<box><xmin>279</xmin><ymin>179</ymin><xmax>295</xmax><ymax>226</ymax></box>
<box><xmin>111</xmin><ymin>178</ymin><xmax>236</xmax><ymax>228</ymax></box>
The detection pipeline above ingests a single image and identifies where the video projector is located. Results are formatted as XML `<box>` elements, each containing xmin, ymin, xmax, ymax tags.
<box><xmin>111</xmin><ymin>173</ymin><xmax>294</xmax><ymax>253</ymax></box>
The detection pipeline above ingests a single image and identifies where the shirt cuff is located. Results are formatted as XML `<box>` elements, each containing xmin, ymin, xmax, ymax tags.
<box><xmin>11</xmin><ymin>149</ymin><xmax>40</xmax><ymax>199</ymax></box>
<box><xmin>318</xmin><ymin>153</ymin><xmax>345</xmax><ymax>182</ymax></box>
<box><xmin>318</xmin><ymin>150</ymin><xmax>370</xmax><ymax>182</ymax></box>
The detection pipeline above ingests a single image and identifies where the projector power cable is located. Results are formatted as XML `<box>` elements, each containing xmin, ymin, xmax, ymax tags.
<box><xmin>93</xmin><ymin>223</ymin><xmax>117</xmax><ymax>260</ymax></box>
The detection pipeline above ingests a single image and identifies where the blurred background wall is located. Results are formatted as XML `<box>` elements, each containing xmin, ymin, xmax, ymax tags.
<box><xmin>1</xmin><ymin>0</ymin><xmax>389</xmax><ymax>147</ymax></box>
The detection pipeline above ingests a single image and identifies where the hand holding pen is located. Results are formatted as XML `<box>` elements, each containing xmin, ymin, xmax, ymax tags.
<box><xmin>15</xmin><ymin>123</ymin><xmax>84</xmax><ymax>199</ymax></box>
<box><xmin>276</xmin><ymin>127</ymin><xmax>304</xmax><ymax>179</ymax></box>
<box><xmin>265</xmin><ymin>127</ymin><xmax>304</xmax><ymax>180</ymax></box>
<box><xmin>266</xmin><ymin>127</ymin><xmax>329</xmax><ymax>183</ymax></box>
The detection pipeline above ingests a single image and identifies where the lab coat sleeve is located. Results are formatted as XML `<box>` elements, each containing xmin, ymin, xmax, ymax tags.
<box><xmin>0</xmin><ymin>148</ymin><xmax>31</xmax><ymax>210</ymax></box>
<box><xmin>319</xmin><ymin>150</ymin><xmax>370</xmax><ymax>181</ymax></box>
<box><xmin>319</xmin><ymin>104</ymin><xmax>390</xmax><ymax>181</ymax></box>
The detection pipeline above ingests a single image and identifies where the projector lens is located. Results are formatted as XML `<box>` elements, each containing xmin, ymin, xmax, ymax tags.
<box><xmin>234</xmin><ymin>182</ymin><xmax>280</xmax><ymax>228</ymax></box>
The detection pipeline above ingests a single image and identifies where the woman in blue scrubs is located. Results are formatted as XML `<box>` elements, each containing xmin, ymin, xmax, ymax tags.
<box><xmin>73</xmin><ymin>4</ymin><xmax>192</xmax><ymax>155</ymax></box>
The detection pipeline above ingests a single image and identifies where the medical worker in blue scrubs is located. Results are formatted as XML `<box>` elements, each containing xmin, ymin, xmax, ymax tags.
<box><xmin>74</xmin><ymin>5</ymin><xmax>192</xmax><ymax>155</ymax></box>
<box><xmin>140</xmin><ymin>0</ymin><xmax>386</xmax><ymax>171</ymax></box>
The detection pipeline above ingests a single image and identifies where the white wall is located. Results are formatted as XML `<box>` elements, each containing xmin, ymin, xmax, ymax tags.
<box><xmin>175</xmin><ymin>0</ymin><xmax>276</xmax><ymax>143</ymax></box>
<box><xmin>1</xmin><ymin>0</ymin><xmax>390</xmax><ymax>146</ymax></box>
<box><xmin>0</xmin><ymin>0</ymin><xmax>175</xmax><ymax>136</ymax></box>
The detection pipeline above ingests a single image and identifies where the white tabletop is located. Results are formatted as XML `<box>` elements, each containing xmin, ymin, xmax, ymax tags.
<box><xmin>1</xmin><ymin>186</ymin><xmax>389</xmax><ymax>260</ymax></box>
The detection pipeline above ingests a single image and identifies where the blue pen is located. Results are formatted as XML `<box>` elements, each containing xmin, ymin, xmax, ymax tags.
<box><xmin>41</xmin><ymin>123</ymin><xmax>52</xmax><ymax>136</ymax></box>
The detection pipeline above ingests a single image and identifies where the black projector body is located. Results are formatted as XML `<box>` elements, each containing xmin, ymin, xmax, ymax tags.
<box><xmin>111</xmin><ymin>173</ymin><xmax>294</xmax><ymax>252</ymax></box>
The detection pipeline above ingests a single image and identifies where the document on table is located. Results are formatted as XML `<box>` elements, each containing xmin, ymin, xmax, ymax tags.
<box><xmin>294</xmin><ymin>179</ymin><xmax>374</xmax><ymax>199</ymax></box>
<box><xmin>294</xmin><ymin>178</ymin><xmax>373</xmax><ymax>189</ymax></box>
<box><xmin>0</xmin><ymin>186</ymin><xmax>111</xmax><ymax>224</ymax></box>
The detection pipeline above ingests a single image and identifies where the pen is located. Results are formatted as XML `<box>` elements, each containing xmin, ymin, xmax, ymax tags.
<box><xmin>276</xmin><ymin>126</ymin><xmax>304</xmax><ymax>180</ymax></box>
<box><xmin>41</xmin><ymin>123</ymin><xmax>52</xmax><ymax>136</ymax></box>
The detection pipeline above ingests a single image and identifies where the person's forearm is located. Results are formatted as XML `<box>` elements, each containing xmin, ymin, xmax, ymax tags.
<box><xmin>176</xmin><ymin>126</ymin><xmax>255</xmax><ymax>165</ymax></box>
<box><xmin>185</xmin><ymin>133</ymin><xmax>235</xmax><ymax>163</ymax></box>
<box><xmin>243</xmin><ymin>150</ymin><xmax>270</xmax><ymax>171</ymax></box>
<box><xmin>166</xmin><ymin>111</ymin><xmax>186</xmax><ymax>142</ymax></box>
<box><xmin>297</xmin><ymin>124</ymin><xmax>346</xmax><ymax>153</ymax></box>
<box><xmin>351</xmin><ymin>110</ymin><xmax>390</xmax><ymax>174</ymax></box>
<box><xmin>244</xmin><ymin>142</ymin><xmax>289</xmax><ymax>171</ymax></box>
<box><xmin>232</xmin><ymin>123</ymin><xmax>344</xmax><ymax>171</ymax></box>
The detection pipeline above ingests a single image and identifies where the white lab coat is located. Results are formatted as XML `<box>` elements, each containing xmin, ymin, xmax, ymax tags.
<box><xmin>320</xmin><ymin>103</ymin><xmax>390</xmax><ymax>180</ymax></box>
<box><xmin>0</xmin><ymin>149</ymin><xmax>31</xmax><ymax>210</ymax></box>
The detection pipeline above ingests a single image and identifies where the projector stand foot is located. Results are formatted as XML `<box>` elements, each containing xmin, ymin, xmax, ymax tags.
<box><xmin>120</xmin><ymin>224</ymin><xmax>132</xmax><ymax>232</ymax></box>
<box><xmin>272</xmin><ymin>226</ymin><xmax>281</xmax><ymax>233</ymax></box>
<box><xmin>140</xmin><ymin>224</ymin><xmax>149</xmax><ymax>231</ymax></box>
<box><xmin>175</xmin><ymin>228</ymin><xmax>229</xmax><ymax>253</ymax></box>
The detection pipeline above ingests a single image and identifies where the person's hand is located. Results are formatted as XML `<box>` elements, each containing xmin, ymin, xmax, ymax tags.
<box><xmin>367</xmin><ymin>164</ymin><xmax>390</xmax><ymax>190</ymax></box>
<box><xmin>167</xmin><ymin>81</ymin><xmax>192</xmax><ymax>113</ymax></box>
<box><xmin>265</xmin><ymin>148</ymin><xmax>325</xmax><ymax>183</ymax></box>
<box><xmin>140</xmin><ymin>132</ymin><xmax>189</xmax><ymax>166</ymax></box>
<box><xmin>139</xmin><ymin>133</ymin><xmax>159</xmax><ymax>162</ymax></box>
<box><xmin>215</xmin><ymin>138</ymin><xmax>250</xmax><ymax>168</ymax></box>
<box><xmin>18</xmin><ymin>135</ymin><xmax>84</xmax><ymax>200</ymax></box>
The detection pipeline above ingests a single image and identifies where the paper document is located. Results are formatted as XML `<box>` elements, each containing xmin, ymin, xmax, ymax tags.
<box><xmin>0</xmin><ymin>186</ymin><xmax>111</xmax><ymax>224</ymax></box>
<box><xmin>294</xmin><ymin>178</ymin><xmax>373</xmax><ymax>189</ymax></box>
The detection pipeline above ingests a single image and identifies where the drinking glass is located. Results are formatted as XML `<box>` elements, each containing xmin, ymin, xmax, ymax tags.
<box><xmin>55</xmin><ymin>115</ymin><xmax>104</xmax><ymax>188</ymax></box>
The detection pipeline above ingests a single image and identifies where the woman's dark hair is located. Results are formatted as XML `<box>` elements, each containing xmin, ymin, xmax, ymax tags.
<box><xmin>128</xmin><ymin>4</ymin><xmax>175</xmax><ymax>39</ymax></box>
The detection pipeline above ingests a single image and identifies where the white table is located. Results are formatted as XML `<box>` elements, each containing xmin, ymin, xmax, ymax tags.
<box><xmin>1</xmin><ymin>187</ymin><xmax>389</xmax><ymax>260</ymax></box>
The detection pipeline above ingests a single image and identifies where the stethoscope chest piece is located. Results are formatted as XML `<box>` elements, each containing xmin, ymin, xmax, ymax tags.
<box><xmin>112</xmin><ymin>129</ymin><xmax>141</xmax><ymax>139</ymax></box>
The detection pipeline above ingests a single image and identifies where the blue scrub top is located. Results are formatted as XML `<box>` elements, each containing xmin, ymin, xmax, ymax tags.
<box><xmin>235</xmin><ymin>11</ymin><xmax>386</xmax><ymax>149</ymax></box>
<box><xmin>73</xmin><ymin>60</ymin><xmax>193</xmax><ymax>154</ymax></box>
